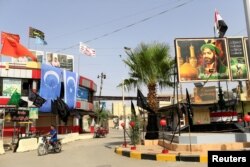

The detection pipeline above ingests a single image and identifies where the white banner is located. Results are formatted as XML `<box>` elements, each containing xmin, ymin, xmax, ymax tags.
<box><xmin>79</xmin><ymin>42</ymin><xmax>96</xmax><ymax>56</ymax></box>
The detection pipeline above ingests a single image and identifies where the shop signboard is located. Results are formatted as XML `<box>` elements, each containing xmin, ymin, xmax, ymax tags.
<box><xmin>193</xmin><ymin>86</ymin><xmax>217</xmax><ymax>103</ymax></box>
<box><xmin>8</xmin><ymin>108</ymin><xmax>29</xmax><ymax>122</ymax></box>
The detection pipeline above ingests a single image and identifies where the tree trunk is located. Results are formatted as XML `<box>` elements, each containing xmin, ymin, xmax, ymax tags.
<box><xmin>147</xmin><ymin>83</ymin><xmax>158</xmax><ymax>112</ymax></box>
<box><xmin>145</xmin><ymin>83</ymin><xmax>159</xmax><ymax>139</ymax></box>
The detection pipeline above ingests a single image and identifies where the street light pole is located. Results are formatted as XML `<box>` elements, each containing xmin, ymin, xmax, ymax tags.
<box><xmin>122</xmin><ymin>79</ymin><xmax>127</xmax><ymax>147</ymax></box>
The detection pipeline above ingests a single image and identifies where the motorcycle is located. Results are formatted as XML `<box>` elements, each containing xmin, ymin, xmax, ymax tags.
<box><xmin>93</xmin><ymin>126</ymin><xmax>108</xmax><ymax>138</ymax></box>
<box><xmin>37</xmin><ymin>136</ymin><xmax>62</xmax><ymax>156</ymax></box>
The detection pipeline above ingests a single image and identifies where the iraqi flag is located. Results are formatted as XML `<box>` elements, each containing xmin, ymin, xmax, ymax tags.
<box><xmin>214</xmin><ymin>10</ymin><xmax>228</xmax><ymax>38</ymax></box>
<box><xmin>64</xmin><ymin>70</ymin><xmax>79</xmax><ymax>109</ymax></box>
<box><xmin>39</xmin><ymin>64</ymin><xmax>62</xmax><ymax>112</ymax></box>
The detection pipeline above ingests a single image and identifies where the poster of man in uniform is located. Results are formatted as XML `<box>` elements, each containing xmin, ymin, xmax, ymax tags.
<box><xmin>175</xmin><ymin>38</ymin><xmax>230</xmax><ymax>82</ymax></box>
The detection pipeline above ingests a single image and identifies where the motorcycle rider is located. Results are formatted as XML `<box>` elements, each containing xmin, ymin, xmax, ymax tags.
<box><xmin>47</xmin><ymin>125</ymin><xmax>58</xmax><ymax>146</ymax></box>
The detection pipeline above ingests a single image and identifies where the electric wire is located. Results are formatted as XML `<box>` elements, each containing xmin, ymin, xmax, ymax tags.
<box><xmin>55</xmin><ymin>0</ymin><xmax>194</xmax><ymax>53</ymax></box>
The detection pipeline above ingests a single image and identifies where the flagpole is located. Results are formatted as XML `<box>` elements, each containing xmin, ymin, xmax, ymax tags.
<box><xmin>28</xmin><ymin>27</ymin><xmax>30</xmax><ymax>49</ymax></box>
<box><xmin>78</xmin><ymin>53</ymin><xmax>80</xmax><ymax>74</ymax></box>
<box><xmin>122</xmin><ymin>79</ymin><xmax>127</xmax><ymax>147</ymax></box>
<box><xmin>243</xmin><ymin>0</ymin><xmax>250</xmax><ymax>127</ymax></box>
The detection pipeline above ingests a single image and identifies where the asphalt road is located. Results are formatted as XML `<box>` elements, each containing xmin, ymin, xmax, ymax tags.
<box><xmin>0</xmin><ymin>129</ymin><xmax>207</xmax><ymax>167</ymax></box>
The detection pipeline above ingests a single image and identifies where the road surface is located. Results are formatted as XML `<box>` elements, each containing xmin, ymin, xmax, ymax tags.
<box><xmin>0</xmin><ymin>129</ymin><xmax>207</xmax><ymax>167</ymax></box>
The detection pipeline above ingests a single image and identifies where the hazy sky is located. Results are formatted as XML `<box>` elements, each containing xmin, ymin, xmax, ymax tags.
<box><xmin>0</xmin><ymin>0</ymin><xmax>248</xmax><ymax>99</ymax></box>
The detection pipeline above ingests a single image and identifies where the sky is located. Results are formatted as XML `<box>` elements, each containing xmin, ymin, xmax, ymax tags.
<box><xmin>0</xmin><ymin>0</ymin><xmax>248</xmax><ymax>102</ymax></box>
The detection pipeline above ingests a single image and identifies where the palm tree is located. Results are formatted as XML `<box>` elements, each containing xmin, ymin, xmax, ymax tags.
<box><xmin>121</xmin><ymin>41</ymin><xmax>175</xmax><ymax>139</ymax></box>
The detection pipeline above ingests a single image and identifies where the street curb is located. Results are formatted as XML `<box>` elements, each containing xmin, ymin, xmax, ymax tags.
<box><xmin>114</xmin><ymin>147</ymin><xmax>208</xmax><ymax>163</ymax></box>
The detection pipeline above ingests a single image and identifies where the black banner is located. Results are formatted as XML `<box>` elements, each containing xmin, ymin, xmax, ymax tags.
<box><xmin>228</xmin><ymin>38</ymin><xmax>244</xmax><ymax>57</ymax></box>
<box><xmin>29</xmin><ymin>27</ymin><xmax>45</xmax><ymax>40</ymax></box>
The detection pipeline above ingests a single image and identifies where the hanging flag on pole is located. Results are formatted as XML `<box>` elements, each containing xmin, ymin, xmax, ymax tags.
<box><xmin>131</xmin><ymin>101</ymin><xmax>137</xmax><ymax>118</ymax></box>
<box><xmin>28</xmin><ymin>89</ymin><xmax>46</xmax><ymax>107</ymax></box>
<box><xmin>1</xmin><ymin>32</ymin><xmax>20</xmax><ymax>44</ymax></box>
<box><xmin>7</xmin><ymin>90</ymin><xmax>21</xmax><ymax>107</ymax></box>
<box><xmin>214</xmin><ymin>10</ymin><xmax>228</xmax><ymax>38</ymax></box>
<box><xmin>63</xmin><ymin>70</ymin><xmax>79</xmax><ymax>109</ymax></box>
<box><xmin>137</xmin><ymin>89</ymin><xmax>154</xmax><ymax>113</ymax></box>
<box><xmin>1</xmin><ymin>37</ymin><xmax>37</xmax><ymax>61</ymax></box>
<box><xmin>29</xmin><ymin>27</ymin><xmax>45</xmax><ymax>40</ymax></box>
<box><xmin>79</xmin><ymin>42</ymin><xmax>96</xmax><ymax>56</ymax></box>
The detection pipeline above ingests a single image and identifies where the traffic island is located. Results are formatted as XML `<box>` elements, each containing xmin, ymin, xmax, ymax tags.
<box><xmin>114</xmin><ymin>147</ymin><xmax>207</xmax><ymax>163</ymax></box>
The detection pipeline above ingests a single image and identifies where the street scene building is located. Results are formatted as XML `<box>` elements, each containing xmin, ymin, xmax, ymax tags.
<box><xmin>0</xmin><ymin>50</ymin><xmax>97</xmax><ymax>139</ymax></box>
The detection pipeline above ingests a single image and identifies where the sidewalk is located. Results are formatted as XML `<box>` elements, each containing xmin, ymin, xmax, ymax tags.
<box><xmin>0</xmin><ymin>132</ymin><xmax>94</xmax><ymax>154</ymax></box>
<box><xmin>114</xmin><ymin>143</ymin><xmax>208</xmax><ymax>163</ymax></box>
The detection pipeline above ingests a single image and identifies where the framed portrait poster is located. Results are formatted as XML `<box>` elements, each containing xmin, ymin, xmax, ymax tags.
<box><xmin>175</xmin><ymin>38</ymin><xmax>230</xmax><ymax>82</ymax></box>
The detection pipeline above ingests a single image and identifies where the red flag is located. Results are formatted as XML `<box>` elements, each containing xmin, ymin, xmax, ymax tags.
<box><xmin>1</xmin><ymin>32</ymin><xmax>20</xmax><ymax>44</ymax></box>
<box><xmin>1</xmin><ymin>37</ymin><xmax>37</xmax><ymax>61</ymax></box>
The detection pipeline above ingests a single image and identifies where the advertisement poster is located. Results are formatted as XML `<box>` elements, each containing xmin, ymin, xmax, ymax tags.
<box><xmin>29</xmin><ymin>108</ymin><xmax>38</xmax><ymax>119</ymax></box>
<box><xmin>77</xmin><ymin>87</ymin><xmax>89</xmax><ymax>101</ymax></box>
<box><xmin>227</xmin><ymin>37</ymin><xmax>249</xmax><ymax>80</ymax></box>
<box><xmin>193</xmin><ymin>86</ymin><xmax>217</xmax><ymax>103</ymax></box>
<box><xmin>45</xmin><ymin>52</ymin><xmax>74</xmax><ymax>71</ymax></box>
<box><xmin>175</xmin><ymin>38</ymin><xmax>230</xmax><ymax>82</ymax></box>
<box><xmin>2</xmin><ymin>78</ymin><xmax>21</xmax><ymax>96</ymax></box>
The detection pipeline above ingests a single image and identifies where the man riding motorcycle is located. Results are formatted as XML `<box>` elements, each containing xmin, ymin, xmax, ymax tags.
<box><xmin>47</xmin><ymin>125</ymin><xmax>57</xmax><ymax>146</ymax></box>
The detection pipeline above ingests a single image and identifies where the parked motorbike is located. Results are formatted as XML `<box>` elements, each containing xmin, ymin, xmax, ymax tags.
<box><xmin>93</xmin><ymin>126</ymin><xmax>108</xmax><ymax>138</ymax></box>
<box><xmin>37</xmin><ymin>136</ymin><xmax>62</xmax><ymax>156</ymax></box>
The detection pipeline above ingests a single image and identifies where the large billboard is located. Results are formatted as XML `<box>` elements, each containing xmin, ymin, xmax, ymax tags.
<box><xmin>175</xmin><ymin>38</ymin><xmax>230</xmax><ymax>82</ymax></box>
<box><xmin>193</xmin><ymin>86</ymin><xmax>217</xmax><ymax>103</ymax></box>
<box><xmin>227</xmin><ymin>37</ymin><xmax>249</xmax><ymax>80</ymax></box>
<box><xmin>11</xmin><ymin>50</ymin><xmax>74</xmax><ymax>72</ymax></box>
<box><xmin>12</xmin><ymin>50</ymin><xmax>44</xmax><ymax>63</ymax></box>
<box><xmin>45</xmin><ymin>52</ymin><xmax>74</xmax><ymax>71</ymax></box>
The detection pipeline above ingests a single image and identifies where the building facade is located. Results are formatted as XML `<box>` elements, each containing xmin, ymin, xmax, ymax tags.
<box><xmin>0</xmin><ymin>61</ymin><xmax>97</xmax><ymax>137</ymax></box>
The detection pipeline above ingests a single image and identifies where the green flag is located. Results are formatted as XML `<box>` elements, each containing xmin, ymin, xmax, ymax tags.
<box><xmin>7</xmin><ymin>90</ymin><xmax>21</xmax><ymax>107</ymax></box>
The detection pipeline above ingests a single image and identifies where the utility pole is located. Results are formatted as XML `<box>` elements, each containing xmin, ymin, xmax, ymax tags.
<box><xmin>244</xmin><ymin>0</ymin><xmax>250</xmax><ymax>48</ymax></box>
<box><xmin>97</xmin><ymin>72</ymin><xmax>106</xmax><ymax>124</ymax></box>
<box><xmin>122</xmin><ymin>79</ymin><xmax>127</xmax><ymax>147</ymax></box>
<box><xmin>243</xmin><ymin>0</ymin><xmax>250</xmax><ymax>126</ymax></box>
